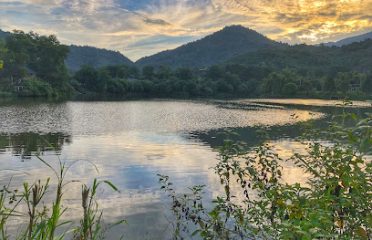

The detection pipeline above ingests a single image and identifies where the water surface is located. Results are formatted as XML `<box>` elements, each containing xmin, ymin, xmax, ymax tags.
<box><xmin>0</xmin><ymin>99</ymin><xmax>369</xmax><ymax>239</ymax></box>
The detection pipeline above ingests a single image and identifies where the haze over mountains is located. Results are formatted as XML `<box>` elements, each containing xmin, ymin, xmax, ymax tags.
<box><xmin>0</xmin><ymin>30</ymin><xmax>9</xmax><ymax>39</ymax></box>
<box><xmin>324</xmin><ymin>31</ymin><xmax>372</xmax><ymax>47</ymax></box>
<box><xmin>1</xmin><ymin>27</ymin><xmax>371</xmax><ymax>71</ymax></box>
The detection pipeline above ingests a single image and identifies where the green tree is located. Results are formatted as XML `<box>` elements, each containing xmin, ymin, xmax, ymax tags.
<box><xmin>282</xmin><ymin>82</ymin><xmax>297</xmax><ymax>96</ymax></box>
<box><xmin>261</xmin><ymin>69</ymin><xmax>300</xmax><ymax>96</ymax></box>
<box><xmin>156</xmin><ymin>65</ymin><xmax>172</xmax><ymax>80</ymax></box>
<box><xmin>361</xmin><ymin>74</ymin><xmax>372</xmax><ymax>94</ymax></box>
<box><xmin>4</xmin><ymin>30</ymin><xmax>31</xmax><ymax>81</ymax></box>
<box><xmin>142</xmin><ymin>66</ymin><xmax>155</xmax><ymax>80</ymax></box>
<box><xmin>206</xmin><ymin>65</ymin><xmax>224</xmax><ymax>80</ymax></box>
<box><xmin>129</xmin><ymin>80</ymin><xmax>144</xmax><ymax>93</ymax></box>
<box><xmin>0</xmin><ymin>40</ymin><xmax>6</xmax><ymax>71</ymax></box>
<box><xmin>176</xmin><ymin>68</ymin><xmax>193</xmax><ymax>81</ymax></box>
<box><xmin>335</xmin><ymin>72</ymin><xmax>350</xmax><ymax>93</ymax></box>
<box><xmin>28</xmin><ymin>33</ymin><xmax>69</xmax><ymax>88</ymax></box>
<box><xmin>96</xmin><ymin>69</ymin><xmax>109</xmax><ymax>92</ymax></box>
<box><xmin>323</xmin><ymin>77</ymin><xmax>336</xmax><ymax>92</ymax></box>
<box><xmin>107</xmin><ymin>78</ymin><xmax>128</xmax><ymax>94</ymax></box>
<box><xmin>74</xmin><ymin>65</ymin><xmax>98</xmax><ymax>91</ymax></box>
<box><xmin>105</xmin><ymin>65</ymin><xmax>130</xmax><ymax>79</ymax></box>
<box><xmin>3</xmin><ymin>30</ymin><xmax>70</xmax><ymax>95</ymax></box>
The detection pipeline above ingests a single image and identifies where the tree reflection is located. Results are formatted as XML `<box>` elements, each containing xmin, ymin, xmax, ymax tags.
<box><xmin>0</xmin><ymin>133</ymin><xmax>71</xmax><ymax>159</ymax></box>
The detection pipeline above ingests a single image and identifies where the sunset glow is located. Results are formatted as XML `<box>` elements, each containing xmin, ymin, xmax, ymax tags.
<box><xmin>0</xmin><ymin>0</ymin><xmax>371</xmax><ymax>60</ymax></box>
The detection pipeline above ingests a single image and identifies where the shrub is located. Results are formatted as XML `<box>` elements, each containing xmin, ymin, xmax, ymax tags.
<box><xmin>18</xmin><ymin>77</ymin><xmax>53</xmax><ymax>97</ymax></box>
<box><xmin>160</xmin><ymin>109</ymin><xmax>371</xmax><ymax>239</ymax></box>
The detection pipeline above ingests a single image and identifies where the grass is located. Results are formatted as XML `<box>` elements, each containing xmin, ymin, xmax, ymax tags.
<box><xmin>0</xmin><ymin>156</ymin><xmax>123</xmax><ymax>240</ymax></box>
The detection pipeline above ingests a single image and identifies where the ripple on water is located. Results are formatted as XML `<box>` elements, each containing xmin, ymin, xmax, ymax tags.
<box><xmin>0</xmin><ymin>100</ymin><xmax>323</xmax><ymax>135</ymax></box>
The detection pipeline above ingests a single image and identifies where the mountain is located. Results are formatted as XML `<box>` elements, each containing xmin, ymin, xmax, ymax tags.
<box><xmin>324</xmin><ymin>31</ymin><xmax>372</xmax><ymax>47</ymax></box>
<box><xmin>0</xmin><ymin>29</ymin><xmax>133</xmax><ymax>71</ymax></box>
<box><xmin>228</xmin><ymin>39</ymin><xmax>372</xmax><ymax>73</ymax></box>
<box><xmin>136</xmin><ymin>25</ymin><xmax>280</xmax><ymax>68</ymax></box>
<box><xmin>66</xmin><ymin>45</ymin><xmax>133</xmax><ymax>72</ymax></box>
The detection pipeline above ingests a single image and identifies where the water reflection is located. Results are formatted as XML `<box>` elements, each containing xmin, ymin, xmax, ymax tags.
<box><xmin>0</xmin><ymin>100</ymin><xmax>323</xmax><ymax>135</ymax></box>
<box><xmin>241</xmin><ymin>98</ymin><xmax>372</xmax><ymax>108</ymax></box>
<box><xmin>0</xmin><ymin>133</ymin><xmax>71</xmax><ymax>159</ymax></box>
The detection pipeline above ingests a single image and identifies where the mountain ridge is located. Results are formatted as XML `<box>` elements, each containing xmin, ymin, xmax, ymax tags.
<box><xmin>227</xmin><ymin>38</ymin><xmax>372</xmax><ymax>73</ymax></box>
<box><xmin>136</xmin><ymin>25</ymin><xmax>281</xmax><ymax>68</ymax></box>
<box><xmin>2</xmin><ymin>27</ymin><xmax>372</xmax><ymax>71</ymax></box>
<box><xmin>66</xmin><ymin>45</ymin><xmax>133</xmax><ymax>72</ymax></box>
<box><xmin>324</xmin><ymin>31</ymin><xmax>372</xmax><ymax>47</ymax></box>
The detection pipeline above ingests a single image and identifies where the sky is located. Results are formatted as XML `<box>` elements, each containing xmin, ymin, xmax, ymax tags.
<box><xmin>0</xmin><ymin>0</ymin><xmax>371</xmax><ymax>61</ymax></box>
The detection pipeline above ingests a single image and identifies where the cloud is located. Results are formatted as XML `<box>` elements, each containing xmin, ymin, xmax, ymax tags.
<box><xmin>0</xmin><ymin>0</ymin><xmax>371</xmax><ymax>60</ymax></box>
<box><xmin>143</xmin><ymin>18</ymin><xmax>170</xmax><ymax>26</ymax></box>
<box><xmin>212</xmin><ymin>0</ymin><xmax>372</xmax><ymax>43</ymax></box>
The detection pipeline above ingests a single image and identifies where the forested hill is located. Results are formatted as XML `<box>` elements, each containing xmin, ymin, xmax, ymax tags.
<box><xmin>227</xmin><ymin>39</ymin><xmax>372</xmax><ymax>73</ymax></box>
<box><xmin>136</xmin><ymin>25</ymin><xmax>280</xmax><ymax>68</ymax></box>
<box><xmin>324</xmin><ymin>31</ymin><xmax>372</xmax><ymax>47</ymax></box>
<box><xmin>66</xmin><ymin>45</ymin><xmax>133</xmax><ymax>72</ymax></box>
<box><xmin>0</xmin><ymin>29</ymin><xmax>133</xmax><ymax>72</ymax></box>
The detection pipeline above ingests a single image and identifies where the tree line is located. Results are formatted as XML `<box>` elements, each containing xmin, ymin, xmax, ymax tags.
<box><xmin>0</xmin><ymin>31</ymin><xmax>371</xmax><ymax>99</ymax></box>
<box><xmin>72</xmin><ymin>64</ymin><xmax>371</xmax><ymax>99</ymax></box>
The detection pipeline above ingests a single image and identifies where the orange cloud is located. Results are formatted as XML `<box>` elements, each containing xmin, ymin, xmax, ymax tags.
<box><xmin>212</xmin><ymin>0</ymin><xmax>372</xmax><ymax>43</ymax></box>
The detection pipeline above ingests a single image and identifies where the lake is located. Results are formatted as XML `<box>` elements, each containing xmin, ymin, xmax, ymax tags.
<box><xmin>0</xmin><ymin>98</ymin><xmax>370</xmax><ymax>239</ymax></box>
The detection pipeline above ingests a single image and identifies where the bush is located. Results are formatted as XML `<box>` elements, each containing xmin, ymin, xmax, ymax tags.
<box><xmin>18</xmin><ymin>77</ymin><xmax>53</xmax><ymax>97</ymax></box>
<box><xmin>282</xmin><ymin>82</ymin><xmax>298</xmax><ymax>96</ymax></box>
<box><xmin>106</xmin><ymin>78</ymin><xmax>128</xmax><ymax>94</ymax></box>
<box><xmin>160</xmin><ymin>109</ymin><xmax>371</xmax><ymax>239</ymax></box>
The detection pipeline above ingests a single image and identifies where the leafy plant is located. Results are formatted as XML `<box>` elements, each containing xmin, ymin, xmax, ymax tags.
<box><xmin>160</xmin><ymin>110</ymin><xmax>371</xmax><ymax>239</ymax></box>
<box><xmin>73</xmin><ymin>179</ymin><xmax>123</xmax><ymax>240</ymax></box>
<box><xmin>0</xmin><ymin>156</ymin><xmax>124</xmax><ymax>240</ymax></box>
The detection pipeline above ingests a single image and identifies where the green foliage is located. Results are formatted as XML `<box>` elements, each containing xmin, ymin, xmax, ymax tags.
<box><xmin>323</xmin><ymin>77</ymin><xmax>336</xmax><ymax>93</ymax></box>
<box><xmin>0</xmin><ymin>30</ymin><xmax>72</xmax><ymax>98</ymax></box>
<box><xmin>176</xmin><ymin>68</ymin><xmax>193</xmax><ymax>81</ymax></box>
<box><xmin>18</xmin><ymin>77</ymin><xmax>54</xmax><ymax>97</ymax></box>
<box><xmin>361</xmin><ymin>75</ymin><xmax>372</xmax><ymax>94</ymax></box>
<box><xmin>73</xmin><ymin>179</ymin><xmax>122</xmax><ymax>240</ymax></box>
<box><xmin>282</xmin><ymin>82</ymin><xmax>297</xmax><ymax>96</ymax></box>
<box><xmin>0</xmin><ymin>40</ymin><xmax>6</xmax><ymax>71</ymax></box>
<box><xmin>262</xmin><ymin>68</ymin><xmax>300</xmax><ymax>96</ymax></box>
<box><xmin>0</xmin><ymin>156</ymin><xmax>123</xmax><ymax>240</ymax></box>
<box><xmin>142</xmin><ymin>66</ymin><xmax>155</xmax><ymax>80</ymax></box>
<box><xmin>73</xmin><ymin>61</ymin><xmax>372</xmax><ymax>99</ymax></box>
<box><xmin>160</xmin><ymin>111</ymin><xmax>372</xmax><ymax>239</ymax></box>
<box><xmin>74</xmin><ymin>66</ymin><xmax>109</xmax><ymax>93</ymax></box>
<box><xmin>229</xmin><ymin>39</ymin><xmax>372</xmax><ymax>74</ymax></box>
<box><xmin>106</xmin><ymin>78</ymin><xmax>128</xmax><ymax>94</ymax></box>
